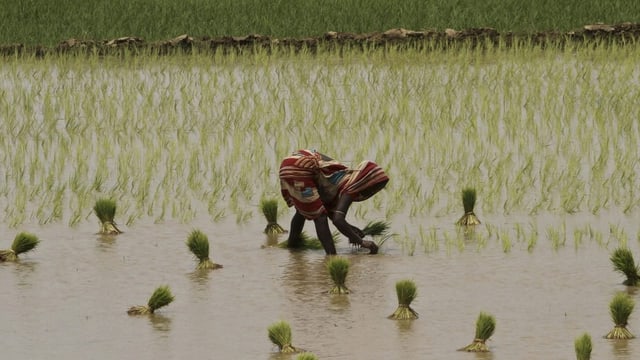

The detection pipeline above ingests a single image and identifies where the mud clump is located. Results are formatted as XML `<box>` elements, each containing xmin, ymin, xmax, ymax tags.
<box><xmin>2</xmin><ymin>23</ymin><xmax>639</xmax><ymax>57</ymax></box>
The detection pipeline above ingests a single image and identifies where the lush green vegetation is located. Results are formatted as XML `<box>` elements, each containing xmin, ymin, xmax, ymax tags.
<box><xmin>2</xmin><ymin>0</ymin><xmax>638</xmax><ymax>46</ymax></box>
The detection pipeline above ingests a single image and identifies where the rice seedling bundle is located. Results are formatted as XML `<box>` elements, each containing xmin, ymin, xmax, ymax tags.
<box><xmin>575</xmin><ymin>332</ymin><xmax>592</xmax><ymax>360</ymax></box>
<box><xmin>459</xmin><ymin>311</ymin><xmax>496</xmax><ymax>352</ymax></box>
<box><xmin>186</xmin><ymin>229</ymin><xmax>222</xmax><ymax>270</ymax></box>
<box><xmin>610</xmin><ymin>247</ymin><xmax>640</xmax><ymax>286</ymax></box>
<box><xmin>93</xmin><ymin>198</ymin><xmax>122</xmax><ymax>235</ymax></box>
<box><xmin>0</xmin><ymin>232</ymin><xmax>40</xmax><ymax>262</ymax></box>
<box><xmin>260</xmin><ymin>198</ymin><xmax>287</xmax><ymax>235</ymax></box>
<box><xmin>278</xmin><ymin>231</ymin><xmax>339</xmax><ymax>250</ymax></box>
<box><xmin>456</xmin><ymin>188</ymin><xmax>481</xmax><ymax>226</ymax></box>
<box><xmin>605</xmin><ymin>292</ymin><xmax>635</xmax><ymax>339</ymax></box>
<box><xmin>295</xmin><ymin>353</ymin><xmax>318</xmax><ymax>360</ymax></box>
<box><xmin>388</xmin><ymin>279</ymin><xmax>419</xmax><ymax>320</ymax></box>
<box><xmin>361</xmin><ymin>220</ymin><xmax>390</xmax><ymax>237</ymax></box>
<box><xmin>326</xmin><ymin>256</ymin><xmax>350</xmax><ymax>294</ymax></box>
<box><xmin>267</xmin><ymin>320</ymin><xmax>299</xmax><ymax>353</ymax></box>
<box><xmin>127</xmin><ymin>285</ymin><xmax>175</xmax><ymax>315</ymax></box>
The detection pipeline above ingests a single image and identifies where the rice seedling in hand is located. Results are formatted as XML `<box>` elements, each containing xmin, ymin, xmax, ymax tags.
<box><xmin>456</xmin><ymin>188</ymin><xmax>481</xmax><ymax>226</ymax></box>
<box><xmin>260</xmin><ymin>198</ymin><xmax>287</xmax><ymax>235</ymax></box>
<box><xmin>610</xmin><ymin>247</ymin><xmax>640</xmax><ymax>286</ymax></box>
<box><xmin>459</xmin><ymin>311</ymin><xmax>496</xmax><ymax>352</ymax></box>
<box><xmin>388</xmin><ymin>279</ymin><xmax>419</xmax><ymax>320</ymax></box>
<box><xmin>93</xmin><ymin>198</ymin><xmax>122</xmax><ymax>234</ymax></box>
<box><xmin>186</xmin><ymin>229</ymin><xmax>222</xmax><ymax>270</ymax></box>
<box><xmin>326</xmin><ymin>256</ymin><xmax>350</xmax><ymax>294</ymax></box>
<box><xmin>575</xmin><ymin>332</ymin><xmax>592</xmax><ymax>360</ymax></box>
<box><xmin>127</xmin><ymin>285</ymin><xmax>175</xmax><ymax>315</ymax></box>
<box><xmin>267</xmin><ymin>320</ymin><xmax>299</xmax><ymax>353</ymax></box>
<box><xmin>0</xmin><ymin>232</ymin><xmax>40</xmax><ymax>262</ymax></box>
<box><xmin>605</xmin><ymin>292</ymin><xmax>635</xmax><ymax>339</ymax></box>
<box><xmin>362</xmin><ymin>220</ymin><xmax>390</xmax><ymax>236</ymax></box>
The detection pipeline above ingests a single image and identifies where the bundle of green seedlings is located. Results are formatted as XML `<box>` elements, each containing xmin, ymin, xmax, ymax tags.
<box><xmin>93</xmin><ymin>198</ymin><xmax>122</xmax><ymax>234</ymax></box>
<box><xmin>326</xmin><ymin>256</ymin><xmax>350</xmax><ymax>294</ymax></box>
<box><xmin>388</xmin><ymin>279</ymin><xmax>419</xmax><ymax>320</ymax></box>
<box><xmin>296</xmin><ymin>353</ymin><xmax>318</xmax><ymax>360</ymax></box>
<box><xmin>0</xmin><ymin>232</ymin><xmax>40</xmax><ymax>262</ymax></box>
<box><xmin>186</xmin><ymin>229</ymin><xmax>222</xmax><ymax>270</ymax></box>
<box><xmin>574</xmin><ymin>332</ymin><xmax>592</xmax><ymax>360</ymax></box>
<box><xmin>127</xmin><ymin>285</ymin><xmax>175</xmax><ymax>315</ymax></box>
<box><xmin>260</xmin><ymin>198</ymin><xmax>287</xmax><ymax>235</ymax></box>
<box><xmin>610</xmin><ymin>247</ymin><xmax>640</xmax><ymax>286</ymax></box>
<box><xmin>458</xmin><ymin>311</ymin><xmax>496</xmax><ymax>352</ymax></box>
<box><xmin>361</xmin><ymin>220</ymin><xmax>390</xmax><ymax>237</ymax></box>
<box><xmin>456</xmin><ymin>188</ymin><xmax>481</xmax><ymax>226</ymax></box>
<box><xmin>267</xmin><ymin>320</ymin><xmax>300</xmax><ymax>353</ymax></box>
<box><xmin>604</xmin><ymin>292</ymin><xmax>635</xmax><ymax>339</ymax></box>
<box><xmin>278</xmin><ymin>231</ymin><xmax>340</xmax><ymax>250</ymax></box>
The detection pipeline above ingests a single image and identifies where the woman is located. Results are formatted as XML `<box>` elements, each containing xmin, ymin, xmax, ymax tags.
<box><xmin>279</xmin><ymin>149</ymin><xmax>389</xmax><ymax>255</ymax></box>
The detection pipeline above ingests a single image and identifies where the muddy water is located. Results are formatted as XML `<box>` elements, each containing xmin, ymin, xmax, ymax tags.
<box><xmin>1</xmin><ymin>214</ymin><xmax>639</xmax><ymax>360</ymax></box>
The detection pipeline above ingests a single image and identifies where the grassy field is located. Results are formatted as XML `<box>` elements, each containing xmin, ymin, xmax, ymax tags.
<box><xmin>1</xmin><ymin>0</ymin><xmax>639</xmax><ymax>46</ymax></box>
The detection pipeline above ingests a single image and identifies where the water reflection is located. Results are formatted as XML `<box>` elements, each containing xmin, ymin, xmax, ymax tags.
<box><xmin>11</xmin><ymin>260</ymin><xmax>37</xmax><ymax>287</ymax></box>
<box><xmin>148</xmin><ymin>314</ymin><xmax>172</xmax><ymax>333</ymax></box>
<box><xmin>393</xmin><ymin>318</ymin><xmax>415</xmax><ymax>333</ymax></box>
<box><xmin>610</xmin><ymin>338</ymin><xmax>632</xmax><ymax>358</ymax></box>
<box><xmin>96</xmin><ymin>234</ymin><xmax>117</xmax><ymax>251</ymax></box>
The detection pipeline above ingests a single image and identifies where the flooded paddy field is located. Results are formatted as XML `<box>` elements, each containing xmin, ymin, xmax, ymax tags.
<box><xmin>1</xmin><ymin>44</ymin><xmax>640</xmax><ymax>359</ymax></box>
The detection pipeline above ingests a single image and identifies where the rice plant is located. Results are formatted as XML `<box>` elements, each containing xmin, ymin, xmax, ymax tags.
<box><xmin>93</xmin><ymin>198</ymin><xmax>122</xmax><ymax>235</ymax></box>
<box><xmin>326</xmin><ymin>256</ymin><xmax>350</xmax><ymax>294</ymax></box>
<box><xmin>388</xmin><ymin>279</ymin><xmax>419</xmax><ymax>320</ymax></box>
<box><xmin>575</xmin><ymin>332</ymin><xmax>592</xmax><ymax>360</ymax></box>
<box><xmin>127</xmin><ymin>285</ymin><xmax>175</xmax><ymax>315</ymax></box>
<box><xmin>267</xmin><ymin>320</ymin><xmax>299</xmax><ymax>353</ymax></box>
<box><xmin>0</xmin><ymin>232</ymin><xmax>40</xmax><ymax>262</ymax></box>
<box><xmin>458</xmin><ymin>311</ymin><xmax>496</xmax><ymax>352</ymax></box>
<box><xmin>604</xmin><ymin>292</ymin><xmax>635</xmax><ymax>339</ymax></box>
<box><xmin>260</xmin><ymin>198</ymin><xmax>287</xmax><ymax>235</ymax></box>
<box><xmin>610</xmin><ymin>247</ymin><xmax>640</xmax><ymax>286</ymax></box>
<box><xmin>361</xmin><ymin>220</ymin><xmax>390</xmax><ymax>236</ymax></box>
<box><xmin>296</xmin><ymin>353</ymin><xmax>318</xmax><ymax>360</ymax></box>
<box><xmin>186</xmin><ymin>229</ymin><xmax>222</xmax><ymax>270</ymax></box>
<box><xmin>456</xmin><ymin>188</ymin><xmax>481</xmax><ymax>226</ymax></box>
<box><xmin>278</xmin><ymin>231</ymin><xmax>339</xmax><ymax>250</ymax></box>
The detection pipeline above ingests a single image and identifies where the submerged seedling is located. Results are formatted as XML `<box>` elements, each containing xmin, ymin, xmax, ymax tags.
<box><xmin>326</xmin><ymin>256</ymin><xmax>350</xmax><ymax>294</ymax></box>
<box><xmin>610</xmin><ymin>247</ymin><xmax>640</xmax><ymax>286</ymax></box>
<box><xmin>456</xmin><ymin>188</ymin><xmax>481</xmax><ymax>226</ymax></box>
<box><xmin>260</xmin><ymin>198</ymin><xmax>287</xmax><ymax>235</ymax></box>
<box><xmin>268</xmin><ymin>320</ymin><xmax>299</xmax><ymax>353</ymax></box>
<box><xmin>186</xmin><ymin>229</ymin><xmax>222</xmax><ymax>270</ymax></box>
<box><xmin>127</xmin><ymin>285</ymin><xmax>175</xmax><ymax>315</ymax></box>
<box><xmin>0</xmin><ymin>232</ymin><xmax>40</xmax><ymax>262</ymax></box>
<box><xmin>388</xmin><ymin>279</ymin><xmax>419</xmax><ymax>320</ymax></box>
<box><xmin>604</xmin><ymin>292</ymin><xmax>635</xmax><ymax>339</ymax></box>
<box><xmin>93</xmin><ymin>198</ymin><xmax>122</xmax><ymax>234</ymax></box>
<box><xmin>459</xmin><ymin>311</ymin><xmax>496</xmax><ymax>352</ymax></box>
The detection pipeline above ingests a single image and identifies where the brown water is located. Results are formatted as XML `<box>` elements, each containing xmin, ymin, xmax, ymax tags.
<box><xmin>2</xmin><ymin>213</ymin><xmax>639</xmax><ymax>360</ymax></box>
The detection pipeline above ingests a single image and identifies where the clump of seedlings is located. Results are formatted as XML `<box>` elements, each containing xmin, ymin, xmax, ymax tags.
<box><xmin>575</xmin><ymin>332</ymin><xmax>592</xmax><ymax>360</ymax></box>
<box><xmin>326</xmin><ymin>256</ymin><xmax>350</xmax><ymax>294</ymax></box>
<box><xmin>296</xmin><ymin>353</ymin><xmax>318</xmax><ymax>360</ymax></box>
<box><xmin>362</xmin><ymin>220</ymin><xmax>390</xmax><ymax>236</ymax></box>
<box><xmin>605</xmin><ymin>292</ymin><xmax>635</xmax><ymax>339</ymax></box>
<box><xmin>610</xmin><ymin>247</ymin><xmax>640</xmax><ymax>286</ymax></box>
<box><xmin>127</xmin><ymin>285</ymin><xmax>175</xmax><ymax>315</ymax></box>
<box><xmin>0</xmin><ymin>232</ymin><xmax>40</xmax><ymax>262</ymax></box>
<box><xmin>459</xmin><ymin>311</ymin><xmax>496</xmax><ymax>352</ymax></box>
<box><xmin>456</xmin><ymin>188</ymin><xmax>481</xmax><ymax>226</ymax></box>
<box><xmin>186</xmin><ymin>229</ymin><xmax>222</xmax><ymax>270</ymax></box>
<box><xmin>388</xmin><ymin>279</ymin><xmax>419</xmax><ymax>320</ymax></box>
<box><xmin>93</xmin><ymin>198</ymin><xmax>122</xmax><ymax>234</ymax></box>
<box><xmin>260</xmin><ymin>198</ymin><xmax>287</xmax><ymax>235</ymax></box>
<box><xmin>268</xmin><ymin>320</ymin><xmax>300</xmax><ymax>353</ymax></box>
<box><xmin>278</xmin><ymin>231</ymin><xmax>339</xmax><ymax>250</ymax></box>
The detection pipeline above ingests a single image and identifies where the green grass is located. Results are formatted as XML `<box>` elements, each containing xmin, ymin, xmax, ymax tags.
<box><xmin>2</xmin><ymin>0</ymin><xmax>639</xmax><ymax>46</ymax></box>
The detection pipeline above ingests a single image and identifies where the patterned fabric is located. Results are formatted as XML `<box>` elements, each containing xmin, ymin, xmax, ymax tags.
<box><xmin>279</xmin><ymin>149</ymin><xmax>388</xmax><ymax>220</ymax></box>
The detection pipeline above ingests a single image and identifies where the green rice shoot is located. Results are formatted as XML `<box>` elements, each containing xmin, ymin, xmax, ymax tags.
<box><xmin>326</xmin><ymin>256</ymin><xmax>350</xmax><ymax>294</ymax></box>
<box><xmin>362</xmin><ymin>220</ymin><xmax>390</xmax><ymax>237</ymax></box>
<box><xmin>295</xmin><ymin>353</ymin><xmax>319</xmax><ymax>360</ymax></box>
<box><xmin>127</xmin><ymin>285</ymin><xmax>175</xmax><ymax>315</ymax></box>
<box><xmin>388</xmin><ymin>279</ymin><xmax>419</xmax><ymax>320</ymax></box>
<box><xmin>93</xmin><ymin>198</ymin><xmax>122</xmax><ymax>234</ymax></box>
<box><xmin>456</xmin><ymin>188</ymin><xmax>481</xmax><ymax>226</ymax></box>
<box><xmin>278</xmin><ymin>231</ymin><xmax>340</xmax><ymax>250</ymax></box>
<box><xmin>186</xmin><ymin>229</ymin><xmax>222</xmax><ymax>270</ymax></box>
<box><xmin>459</xmin><ymin>311</ymin><xmax>496</xmax><ymax>352</ymax></box>
<box><xmin>0</xmin><ymin>232</ymin><xmax>40</xmax><ymax>262</ymax></box>
<box><xmin>610</xmin><ymin>247</ymin><xmax>640</xmax><ymax>286</ymax></box>
<box><xmin>575</xmin><ymin>332</ymin><xmax>592</xmax><ymax>360</ymax></box>
<box><xmin>260</xmin><ymin>198</ymin><xmax>287</xmax><ymax>235</ymax></box>
<box><xmin>605</xmin><ymin>292</ymin><xmax>635</xmax><ymax>339</ymax></box>
<box><xmin>268</xmin><ymin>320</ymin><xmax>299</xmax><ymax>353</ymax></box>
